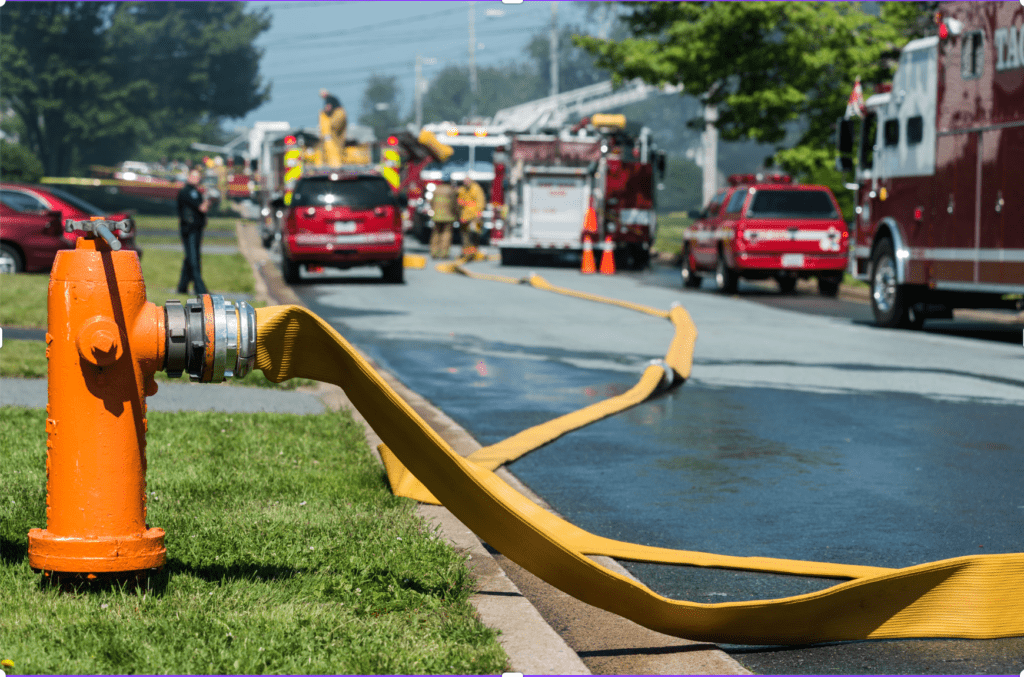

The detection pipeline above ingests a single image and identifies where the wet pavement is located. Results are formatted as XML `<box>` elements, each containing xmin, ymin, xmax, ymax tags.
<box><xmin>293</xmin><ymin>252</ymin><xmax>1024</xmax><ymax>675</ymax></box>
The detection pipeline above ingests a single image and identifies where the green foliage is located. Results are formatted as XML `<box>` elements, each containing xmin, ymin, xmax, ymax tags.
<box><xmin>0</xmin><ymin>140</ymin><xmax>44</xmax><ymax>183</ymax></box>
<box><xmin>574</xmin><ymin>1</ymin><xmax>931</xmax><ymax>194</ymax></box>
<box><xmin>525</xmin><ymin>24</ymin><xmax>610</xmax><ymax>97</ymax></box>
<box><xmin>0</xmin><ymin>2</ymin><xmax>271</xmax><ymax>176</ymax></box>
<box><xmin>359</xmin><ymin>75</ymin><xmax>403</xmax><ymax>141</ymax></box>
<box><xmin>419</xmin><ymin>64</ymin><xmax>540</xmax><ymax>123</ymax></box>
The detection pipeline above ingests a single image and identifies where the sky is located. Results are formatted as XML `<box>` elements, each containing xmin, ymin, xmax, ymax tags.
<box><xmin>236</xmin><ymin>1</ymin><xmax>595</xmax><ymax>135</ymax></box>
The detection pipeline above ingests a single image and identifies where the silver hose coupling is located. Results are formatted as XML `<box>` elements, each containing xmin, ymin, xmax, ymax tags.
<box><xmin>164</xmin><ymin>295</ymin><xmax>257</xmax><ymax>382</ymax></box>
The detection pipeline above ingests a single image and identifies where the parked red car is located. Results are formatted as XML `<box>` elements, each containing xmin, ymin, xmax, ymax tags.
<box><xmin>0</xmin><ymin>202</ymin><xmax>71</xmax><ymax>273</ymax></box>
<box><xmin>0</xmin><ymin>183</ymin><xmax>141</xmax><ymax>264</ymax></box>
<box><xmin>681</xmin><ymin>174</ymin><xmax>849</xmax><ymax>296</ymax></box>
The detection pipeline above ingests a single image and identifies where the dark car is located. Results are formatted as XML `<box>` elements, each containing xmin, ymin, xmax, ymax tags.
<box><xmin>279</xmin><ymin>169</ymin><xmax>404</xmax><ymax>284</ymax></box>
<box><xmin>681</xmin><ymin>174</ymin><xmax>849</xmax><ymax>296</ymax></box>
<box><xmin>0</xmin><ymin>183</ymin><xmax>142</xmax><ymax>256</ymax></box>
<box><xmin>0</xmin><ymin>202</ymin><xmax>72</xmax><ymax>273</ymax></box>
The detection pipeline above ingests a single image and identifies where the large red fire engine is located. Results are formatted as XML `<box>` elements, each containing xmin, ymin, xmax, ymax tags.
<box><xmin>496</xmin><ymin>114</ymin><xmax>666</xmax><ymax>269</ymax></box>
<box><xmin>839</xmin><ymin>0</ymin><xmax>1024</xmax><ymax>328</ymax></box>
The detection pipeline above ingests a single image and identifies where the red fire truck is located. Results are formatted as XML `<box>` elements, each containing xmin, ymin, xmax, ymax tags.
<box><xmin>839</xmin><ymin>1</ymin><xmax>1024</xmax><ymax>328</ymax></box>
<box><xmin>496</xmin><ymin>114</ymin><xmax>666</xmax><ymax>269</ymax></box>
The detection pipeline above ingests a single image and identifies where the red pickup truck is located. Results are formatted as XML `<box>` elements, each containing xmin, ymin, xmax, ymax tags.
<box><xmin>681</xmin><ymin>174</ymin><xmax>849</xmax><ymax>296</ymax></box>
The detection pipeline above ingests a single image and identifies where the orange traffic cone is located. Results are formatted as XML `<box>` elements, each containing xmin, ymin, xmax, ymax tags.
<box><xmin>599</xmin><ymin>235</ymin><xmax>616</xmax><ymax>275</ymax></box>
<box><xmin>581</xmin><ymin>234</ymin><xmax>596</xmax><ymax>274</ymax></box>
<box><xmin>583</xmin><ymin>206</ymin><xmax>598</xmax><ymax>235</ymax></box>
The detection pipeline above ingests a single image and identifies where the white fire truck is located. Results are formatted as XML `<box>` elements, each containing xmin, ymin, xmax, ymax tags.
<box><xmin>497</xmin><ymin>114</ymin><xmax>666</xmax><ymax>269</ymax></box>
<box><xmin>839</xmin><ymin>0</ymin><xmax>1024</xmax><ymax>328</ymax></box>
<box><xmin>410</xmin><ymin>122</ymin><xmax>511</xmax><ymax>244</ymax></box>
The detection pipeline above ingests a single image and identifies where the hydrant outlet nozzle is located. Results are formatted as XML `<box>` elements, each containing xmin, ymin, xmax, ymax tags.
<box><xmin>164</xmin><ymin>295</ymin><xmax>256</xmax><ymax>382</ymax></box>
<box><xmin>64</xmin><ymin>218</ymin><xmax>132</xmax><ymax>251</ymax></box>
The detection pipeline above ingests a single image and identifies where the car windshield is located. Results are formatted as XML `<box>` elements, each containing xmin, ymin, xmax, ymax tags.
<box><xmin>746</xmin><ymin>189</ymin><xmax>838</xmax><ymax>219</ymax></box>
<box><xmin>291</xmin><ymin>176</ymin><xmax>392</xmax><ymax>209</ymax></box>
<box><xmin>424</xmin><ymin>145</ymin><xmax>470</xmax><ymax>172</ymax></box>
<box><xmin>39</xmin><ymin>186</ymin><xmax>106</xmax><ymax>215</ymax></box>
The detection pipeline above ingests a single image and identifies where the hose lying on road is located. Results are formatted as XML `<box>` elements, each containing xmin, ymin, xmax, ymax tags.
<box><xmin>254</xmin><ymin>260</ymin><xmax>1024</xmax><ymax>645</ymax></box>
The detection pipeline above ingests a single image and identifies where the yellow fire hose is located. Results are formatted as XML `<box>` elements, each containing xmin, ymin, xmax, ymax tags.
<box><xmin>254</xmin><ymin>260</ymin><xmax>1024</xmax><ymax>645</ymax></box>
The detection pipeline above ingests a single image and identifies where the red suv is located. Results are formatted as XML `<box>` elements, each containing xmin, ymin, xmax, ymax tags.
<box><xmin>681</xmin><ymin>174</ymin><xmax>848</xmax><ymax>296</ymax></box>
<box><xmin>279</xmin><ymin>169</ymin><xmax>404</xmax><ymax>284</ymax></box>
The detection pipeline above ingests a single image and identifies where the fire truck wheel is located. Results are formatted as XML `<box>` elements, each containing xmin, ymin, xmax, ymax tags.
<box><xmin>715</xmin><ymin>252</ymin><xmax>738</xmax><ymax>294</ymax></box>
<box><xmin>776</xmin><ymin>274</ymin><xmax>798</xmax><ymax>294</ymax></box>
<box><xmin>381</xmin><ymin>258</ymin><xmax>404</xmax><ymax>284</ymax></box>
<box><xmin>681</xmin><ymin>246</ymin><xmax>702</xmax><ymax>288</ymax></box>
<box><xmin>817</xmin><ymin>274</ymin><xmax>842</xmax><ymax>298</ymax></box>
<box><xmin>280</xmin><ymin>246</ymin><xmax>301</xmax><ymax>285</ymax></box>
<box><xmin>870</xmin><ymin>239</ymin><xmax>920</xmax><ymax>329</ymax></box>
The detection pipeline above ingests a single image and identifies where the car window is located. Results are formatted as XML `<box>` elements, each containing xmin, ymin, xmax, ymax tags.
<box><xmin>725</xmin><ymin>189</ymin><xmax>747</xmax><ymax>214</ymax></box>
<box><xmin>291</xmin><ymin>176</ymin><xmax>393</xmax><ymax>209</ymax></box>
<box><xmin>424</xmin><ymin>145</ymin><xmax>470</xmax><ymax>172</ymax></box>
<box><xmin>38</xmin><ymin>186</ymin><xmax>105</xmax><ymax>215</ymax></box>
<box><xmin>1</xmin><ymin>189</ymin><xmax>47</xmax><ymax>212</ymax></box>
<box><xmin>746</xmin><ymin>189</ymin><xmax>839</xmax><ymax>219</ymax></box>
<box><xmin>701</xmin><ymin>189</ymin><xmax>728</xmax><ymax>219</ymax></box>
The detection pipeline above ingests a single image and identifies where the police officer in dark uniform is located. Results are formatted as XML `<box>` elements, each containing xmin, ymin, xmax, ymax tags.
<box><xmin>176</xmin><ymin>168</ymin><xmax>209</xmax><ymax>294</ymax></box>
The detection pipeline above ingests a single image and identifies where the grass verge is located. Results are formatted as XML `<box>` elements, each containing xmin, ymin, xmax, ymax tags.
<box><xmin>136</xmin><ymin>215</ymin><xmax>239</xmax><ymax>234</ymax></box>
<box><xmin>654</xmin><ymin>212</ymin><xmax>692</xmax><ymax>257</ymax></box>
<box><xmin>0</xmin><ymin>248</ymin><xmax>257</xmax><ymax>329</ymax></box>
<box><xmin>0</xmin><ymin>406</ymin><xmax>509</xmax><ymax>675</ymax></box>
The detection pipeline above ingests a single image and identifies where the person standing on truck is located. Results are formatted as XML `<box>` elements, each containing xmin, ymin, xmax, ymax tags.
<box><xmin>429</xmin><ymin>179</ymin><xmax>458</xmax><ymax>259</ymax></box>
<box><xmin>176</xmin><ymin>168</ymin><xmax>209</xmax><ymax>295</ymax></box>
<box><xmin>457</xmin><ymin>175</ymin><xmax>486</xmax><ymax>258</ymax></box>
<box><xmin>318</xmin><ymin>89</ymin><xmax>347</xmax><ymax>166</ymax></box>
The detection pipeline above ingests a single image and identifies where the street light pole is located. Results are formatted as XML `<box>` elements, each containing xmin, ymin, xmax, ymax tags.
<box><xmin>469</xmin><ymin>0</ymin><xmax>478</xmax><ymax>120</ymax></box>
<box><xmin>549</xmin><ymin>2</ymin><xmax>559</xmax><ymax>99</ymax></box>
<box><xmin>415</xmin><ymin>55</ymin><xmax>423</xmax><ymax>130</ymax></box>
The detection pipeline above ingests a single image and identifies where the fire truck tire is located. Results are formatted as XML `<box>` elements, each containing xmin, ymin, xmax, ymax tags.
<box><xmin>817</xmin><ymin>274</ymin><xmax>842</xmax><ymax>298</ymax></box>
<box><xmin>870</xmin><ymin>239</ymin><xmax>921</xmax><ymax>329</ymax></box>
<box><xmin>381</xmin><ymin>258</ymin><xmax>404</xmax><ymax>284</ymax></box>
<box><xmin>715</xmin><ymin>252</ymin><xmax>738</xmax><ymax>294</ymax></box>
<box><xmin>776</xmin><ymin>274</ymin><xmax>798</xmax><ymax>294</ymax></box>
<box><xmin>280</xmin><ymin>246</ymin><xmax>301</xmax><ymax>285</ymax></box>
<box><xmin>681</xmin><ymin>246</ymin><xmax>702</xmax><ymax>288</ymax></box>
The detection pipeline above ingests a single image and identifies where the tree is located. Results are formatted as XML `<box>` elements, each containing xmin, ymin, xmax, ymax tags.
<box><xmin>359</xmin><ymin>75</ymin><xmax>402</xmax><ymax>141</ymax></box>
<box><xmin>0</xmin><ymin>1</ymin><xmax>270</xmax><ymax>175</ymax></box>
<box><xmin>419</xmin><ymin>63</ymin><xmax>539</xmax><ymax>124</ymax></box>
<box><xmin>524</xmin><ymin>24</ymin><xmax>609</xmax><ymax>98</ymax></box>
<box><xmin>574</xmin><ymin>2</ymin><xmax>930</xmax><ymax>217</ymax></box>
<box><xmin>0</xmin><ymin>141</ymin><xmax>45</xmax><ymax>183</ymax></box>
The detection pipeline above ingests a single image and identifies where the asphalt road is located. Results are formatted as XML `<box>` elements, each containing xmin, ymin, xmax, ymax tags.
<box><xmin>283</xmin><ymin>244</ymin><xmax>1024</xmax><ymax>675</ymax></box>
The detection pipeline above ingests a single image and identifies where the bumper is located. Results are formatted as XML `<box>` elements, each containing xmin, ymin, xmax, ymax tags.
<box><xmin>734</xmin><ymin>251</ymin><xmax>848</xmax><ymax>272</ymax></box>
<box><xmin>285</xmin><ymin>234</ymin><xmax>402</xmax><ymax>266</ymax></box>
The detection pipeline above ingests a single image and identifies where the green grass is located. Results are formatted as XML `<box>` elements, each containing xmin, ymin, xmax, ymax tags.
<box><xmin>654</xmin><ymin>211</ymin><xmax>692</xmax><ymax>257</ymax></box>
<box><xmin>0</xmin><ymin>338</ymin><xmax>317</xmax><ymax>389</ymax></box>
<box><xmin>135</xmin><ymin>215</ymin><xmax>240</xmax><ymax>233</ymax></box>
<box><xmin>0</xmin><ymin>249</ymin><xmax>256</xmax><ymax>329</ymax></box>
<box><xmin>0</xmin><ymin>340</ymin><xmax>47</xmax><ymax>378</ymax></box>
<box><xmin>0</xmin><ymin>407</ymin><xmax>509</xmax><ymax>675</ymax></box>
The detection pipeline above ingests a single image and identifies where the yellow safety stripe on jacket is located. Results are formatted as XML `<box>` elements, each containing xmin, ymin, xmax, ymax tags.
<box><xmin>254</xmin><ymin>265</ymin><xmax>1024</xmax><ymax>646</ymax></box>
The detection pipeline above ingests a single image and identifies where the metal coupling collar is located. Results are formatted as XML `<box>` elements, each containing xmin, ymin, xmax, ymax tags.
<box><xmin>164</xmin><ymin>295</ymin><xmax>257</xmax><ymax>382</ymax></box>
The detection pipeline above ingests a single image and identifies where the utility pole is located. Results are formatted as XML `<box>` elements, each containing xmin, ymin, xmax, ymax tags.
<box><xmin>415</xmin><ymin>55</ymin><xmax>423</xmax><ymax>130</ymax></box>
<box><xmin>702</xmin><ymin>102</ymin><xmax>718</xmax><ymax>207</ymax></box>
<box><xmin>469</xmin><ymin>0</ymin><xmax>478</xmax><ymax>120</ymax></box>
<box><xmin>549</xmin><ymin>2</ymin><xmax>559</xmax><ymax>98</ymax></box>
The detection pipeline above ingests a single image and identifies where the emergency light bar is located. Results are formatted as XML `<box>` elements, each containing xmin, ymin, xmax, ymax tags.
<box><xmin>728</xmin><ymin>173</ymin><xmax>792</xmax><ymax>186</ymax></box>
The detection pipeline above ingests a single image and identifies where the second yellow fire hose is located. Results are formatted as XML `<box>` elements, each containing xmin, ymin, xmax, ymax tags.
<box><xmin>254</xmin><ymin>267</ymin><xmax>1024</xmax><ymax>645</ymax></box>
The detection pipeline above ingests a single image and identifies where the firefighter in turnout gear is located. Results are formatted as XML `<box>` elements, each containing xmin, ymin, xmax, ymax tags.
<box><xmin>429</xmin><ymin>179</ymin><xmax>458</xmax><ymax>259</ymax></box>
<box><xmin>457</xmin><ymin>175</ymin><xmax>486</xmax><ymax>257</ymax></box>
<box><xmin>316</xmin><ymin>89</ymin><xmax>347</xmax><ymax>166</ymax></box>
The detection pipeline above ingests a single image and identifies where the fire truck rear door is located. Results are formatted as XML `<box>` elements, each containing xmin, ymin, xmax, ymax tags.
<box><xmin>523</xmin><ymin>170</ymin><xmax>589</xmax><ymax>247</ymax></box>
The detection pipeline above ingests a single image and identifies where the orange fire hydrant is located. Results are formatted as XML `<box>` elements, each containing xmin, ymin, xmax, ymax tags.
<box><xmin>28</xmin><ymin>219</ymin><xmax>255</xmax><ymax>580</ymax></box>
